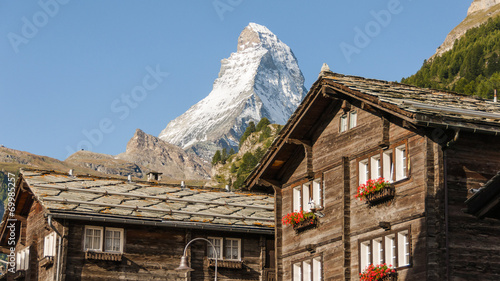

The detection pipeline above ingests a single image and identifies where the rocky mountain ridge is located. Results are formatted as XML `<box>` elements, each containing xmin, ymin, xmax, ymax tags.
<box><xmin>116</xmin><ymin>129</ymin><xmax>210</xmax><ymax>180</ymax></box>
<box><xmin>431</xmin><ymin>0</ymin><xmax>500</xmax><ymax>59</ymax></box>
<box><xmin>159</xmin><ymin>23</ymin><xmax>306</xmax><ymax>160</ymax></box>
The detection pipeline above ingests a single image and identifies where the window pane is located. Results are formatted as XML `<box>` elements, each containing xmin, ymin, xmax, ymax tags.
<box><xmin>359</xmin><ymin>160</ymin><xmax>368</xmax><ymax>185</ymax></box>
<box><xmin>303</xmin><ymin>183</ymin><xmax>310</xmax><ymax>211</ymax></box>
<box><xmin>396</xmin><ymin>146</ymin><xmax>407</xmax><ymax>181</ymax></box>
<box><xmin>383</xmin><ymin>151</ymin><xmax>393</xmax><ymax>182</ymax></box>
<box><xmin>312</xmin><ymin>179</ymin><xmax>322</xmax><ymax>208</ymax></box>
<box><xmin>398</xmin><ymin>231</ymin><xmax>410</xmax><ymax>267</ymax></box>
<box><xmin>340</xmin><ymin>115</ymin><xmax>348</xmax><ymax>132</ymax></box>
<box><xmin>349</xmin><ymin>111</ymin><xmax>357</xmax><ymax>129</ymax></box>
<box><xmin>304</xmin><ymin>260</ymin><xmax>312</xmax><ymax>281</ymax></box>
<box><xmin>293</xmin><ymin>187</ymin><xmax>301</xmax><ymax>212</ymax></box>
<box><xmin>293</xmin><ymin>263</ymin><xmax>302</xmax><ymax>281</ymax></box>
<box><xmin>313</xmin><ymin>257</ymin><xmax>322</xmax><ymax>281</ymax></box>
<box><xmin>360</xmin><ymin>241</ymin><xmax>371</xmax><ymax>271</ymax></box>
<box><xmin>371</xmin><ymin>156</ymin><xmax>381</xmax><ymax>179</ymax></box>
<box><xmin>208</xmin><ymin>238</ymin><xmax>222</xmax><ymax>259</ymax></box>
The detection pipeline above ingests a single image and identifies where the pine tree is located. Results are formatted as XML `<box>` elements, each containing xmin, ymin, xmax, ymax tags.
<box><xmin>212</xmin><ymin>150</ymin><xmax>221</xmax><ymax>166</ymax></box>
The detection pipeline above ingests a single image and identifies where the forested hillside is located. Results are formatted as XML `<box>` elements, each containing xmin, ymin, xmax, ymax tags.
<box><xmin>402</xmin><ymin>16</ymin><xmax>500</xmax><ymax>98</ymax></box>
<box><xmin>211</xmin><ymin>118</ymin><xmax>282</xmax><ymax>190</ymax></box>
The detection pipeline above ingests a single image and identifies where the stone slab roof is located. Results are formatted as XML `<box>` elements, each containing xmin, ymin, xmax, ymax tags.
<box><xmin>323</xmin><ymin>73</ymin><xmax>500</xmax><ymax>127</ymax></box>
<box><xmin>22</xmin><ymin>169</ymin><xmax>274</xmax><ymax>230</ymax></box>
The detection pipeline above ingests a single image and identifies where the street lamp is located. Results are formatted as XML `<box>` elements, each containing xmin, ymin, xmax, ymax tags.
<box><xmin>176</xmin><ymin>237</ymin><xmax>218</xmax><ymax>281</ymax></box>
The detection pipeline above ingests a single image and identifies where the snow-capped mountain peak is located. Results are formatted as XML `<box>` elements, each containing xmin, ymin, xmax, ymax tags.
<box><xmin>159</xmin><ymin>23</ymin><xmax>306</xmax><ymax>159</ymax></box>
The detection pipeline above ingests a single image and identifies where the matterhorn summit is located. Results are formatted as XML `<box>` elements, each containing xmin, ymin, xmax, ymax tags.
<box><xmin>159</xmin><ymin>23</ymin><xmax>307</xmax><ymax>159</ymax></box>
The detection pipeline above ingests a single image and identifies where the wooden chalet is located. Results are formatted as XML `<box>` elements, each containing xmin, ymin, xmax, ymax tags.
<box><xmin>246</xmin><ymin>65</ymin><xmax>500</xmax><ymax>280</ymax></box>
<box><xmin>0</xmin><ymin>169</ymin><xmax>275</xmax><ymax>281</ymax></box>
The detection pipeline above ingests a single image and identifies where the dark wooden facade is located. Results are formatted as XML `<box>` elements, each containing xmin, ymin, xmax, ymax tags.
<box><xmin>0</xmin><ymin>170</ymin><xmax>275</xmax><ymax>281</ymax></box>
<box><xmin>247</xmin><ymin>69</ymin><xmax>500</xmax><ymax>280</ymax></box>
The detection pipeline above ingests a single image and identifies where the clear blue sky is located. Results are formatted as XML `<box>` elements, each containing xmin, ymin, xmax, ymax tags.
<box><xmin>0</xmin><ymin>0</ymin><xmax>472</xmax><ymax>160</ymax></box>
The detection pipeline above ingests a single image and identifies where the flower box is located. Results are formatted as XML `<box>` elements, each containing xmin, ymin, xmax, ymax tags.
<box><xmin>365</xmin><ymin>185</ymin><xmax>395</xmax><ymax>205</ymax></box>
<box><xmin>282</xmin><ymin>209</ymin><xmax>317</xmax><ymax>232</ymax></box>
<box><xmin>355</xmin><ymin>178</ymin><xmax>395</xmax><ymax>205</ymax></box>
<box><xmin>292</xmin><ymin>217</ymin><xmax>317</xmax><ymax>232</ymax></box>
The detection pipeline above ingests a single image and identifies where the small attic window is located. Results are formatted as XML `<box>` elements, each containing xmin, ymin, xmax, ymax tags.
<box><xmin>340</xmin><ymin>111</ymin><xmax>357</xmax><ymax>133</ymax></box>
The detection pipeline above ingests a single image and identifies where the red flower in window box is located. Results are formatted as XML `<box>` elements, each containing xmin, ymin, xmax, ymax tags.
<box><xmin>355</xmin><ymin>178</ymin><xmax>394</xmax><ymax>204</ymax></box>
<box><xmin>360</xmin><ymin>263</ymin><xmax>397</xmax><ymax>281</ymax></box>
<box><xmin>281</xmin><ymin>209</ymin><xmax>317</xmax><ymax>231</ymax></box>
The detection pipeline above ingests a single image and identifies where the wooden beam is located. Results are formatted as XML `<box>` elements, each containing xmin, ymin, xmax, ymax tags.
<box><xmin>285</xmin><ymin>138</ymin><xmax>311</xmax><ymax>147</ymax></box>
<box><xmin>257</xmin><ymin>179</ymin><xmax>281</xmax><ymax>191</ymax></box>
<box><xmin>285</xmin><ymin>137</ymin><xmax>314</xmax><ymax>179</ymax></box>
<box><xmin>378</xmin><ymin>116</ymin><xmax>390</xmax><ymax>148</ymax></box>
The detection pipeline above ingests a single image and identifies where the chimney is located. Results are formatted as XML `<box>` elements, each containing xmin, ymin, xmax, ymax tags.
<box><xmin>69</xmin><ymin>169</ymin><xmax>74</xmax><ymax>177</ymax></box>
<box><xmin>225</xmin><ymin>184</ymin><xmax>230</xmax><ymax>192</ymax></box>
<box><xmin>181</xmin><ymin>181</ymin><xmax>186</xmax><ymax>188</ymax></box>
<box><xmin>494</xmin><ymin>89</ymin><xmax>497</xmax><ymax>103</ymax></box>
<box><xmin>127</xmin><ymin>175</ymin><xmax>132</xmax><ymax>183</ymax></box>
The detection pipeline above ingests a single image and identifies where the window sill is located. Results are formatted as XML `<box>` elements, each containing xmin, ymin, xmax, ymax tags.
<box><xmin>85</xmin><ymin>251</ymin><xmax>123</xmax><ymax>261</ymax></box>
<box><xmin>207</xmin><ymin>258</ymin><xmax>243</xmax><ymax>269</ymax></box>
<box><xmin>39</xmin><ymin>256</ymin><xmax>54</xmax><ymax>268</ymax></box>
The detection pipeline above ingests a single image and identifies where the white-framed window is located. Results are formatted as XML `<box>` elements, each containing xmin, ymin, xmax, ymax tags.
<box><xmin>360</xmin><ymin>241</ymin><xmax>371</xmax><ymax>271</ymax></box>
<box><xmin>293</xmin><ymin>257</ymin><xmax>323</xmax><ymax>281</ymax></box>
<box><xmin>224</xmin><ymin>238</ymin><xmax>241</xmax><ymax>260</ymax></box>
<box><xmin>16</xmin><ymin>247</ymin><xmax>29</xmax><ymax>271</ymax></box>
<box><xmin>395</xmin><ymin>145</ymin><xmax>407</xmax><ymax>181</ymax></box>
<box><xmin>383</xmin><ymin>150</ymin><xmax>393</xmax><ymax>182</ymax></box>
<box><xmin>293</xmin><ymin>262</ymin><xmax>302</xmax><ymax>281</ymax></box>
<box><xmin>292</xmin><ymin>178</ymin><xmax>323</xmax><ymax>212</ymax></box>
<box><xmin>398</xmin><ymin>231</ymin><xmax>410</xmax><ymax>267</ymax></box>
<box><xmin>208</xmin><ymin>237</ymin><xmax>223</xmax><ymax>259</ymax></box>
<box><xmin>302</xmin><ymin>182</ymin><xmax>311</xmax><ymax>211</ymax></box>
<box><xmin>293</xmin><ymin>186</ymin><xmax>301</xmax><ymax>212</ymax></box>
<box><xmin>349</xmin><ymin>111</ymin><xmax>357</xmax><ymax>129</ymax></box>
<box><xmin>84</xmin><ymin>226</ymin><xmax>124</xmax><ymax>253</ymax></box>
<box><xmin>340</xmin><ymin>110</ymin><xmax>357</xmax><ymax>132</ymax></box>
<box><xmin>340</xmin><ymin>114</ymin><xmax>348</xmax><ymax>133</ymax></box>
<box><xmin>385</xmin><ymin>235</ymin><xmax>397</xmax><ymax>267</ymax></box>
<box><xmin>370</xmin><ymin>155</ymin><xmax>381</xmax><ymax>179</ymax></box>
<box><xmin>359</xmin><ymin>228</ymin><xmax>410</xmax><ymax>273</ymax></box>
<box><xmin>44</xmin><ymin>232</ymin><xmax>57</xmax><ymax>257</ymax></box>
<box><xmin>208</xmin><ymin>237</ymin><xmax>241</xmax><ymax>261</ymax></box>
<box><xmin>105</xmin><ymin>228</ymin><xmax>124</xmax><ymax>253</ymax></box>
<box><xmin>312</xmin><ymin>179</ymin><xmax>322</xmax><ymax>209</ymax></box>
<box><xmin>358</xmin><ymin>143</ymin><xmax>409</xmax><ymax>184</ymax></box>
<box><xmin>84</xmin><ymin>226</ymin><xmax>103</xmax><ymax>252</ymax></box>
<box><xmin>373</xmin><ymin>238</ymin><xmax>384</xmax><ymax>265</ymax></box>
<box><xmin>359</xmin><ymin>160</ymin><xmax>369</xmax><ymax>185</ymax></box>
<box><xmin>312</xmin><ymin>257</ymin><xmax>322</xmax><ymax>281</ymax></box>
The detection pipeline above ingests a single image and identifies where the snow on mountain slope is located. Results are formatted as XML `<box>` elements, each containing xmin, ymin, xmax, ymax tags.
<box><xmin>159</xmin><ymin>23</ymin><xmax>306</xmax><ymax>159</ymax></box>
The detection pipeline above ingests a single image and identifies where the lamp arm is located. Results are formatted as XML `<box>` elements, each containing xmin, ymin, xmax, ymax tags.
<box><xmin>181</xmin><ymin>237</ymin><xmax>218</xmax><ymax>281</ymax></box>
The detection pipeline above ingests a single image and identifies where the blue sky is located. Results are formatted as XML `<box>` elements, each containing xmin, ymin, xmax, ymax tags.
<box><xmin>0</xmin><ymin>0</ymin><xmax>472</xmax><ymax>160</ymax></box>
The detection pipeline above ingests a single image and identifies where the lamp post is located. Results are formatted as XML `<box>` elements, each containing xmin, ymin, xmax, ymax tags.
<box><xmin>176</xmin><ymin>237</ymin><xmax>218</xmax><ymax>281</ymax></box>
